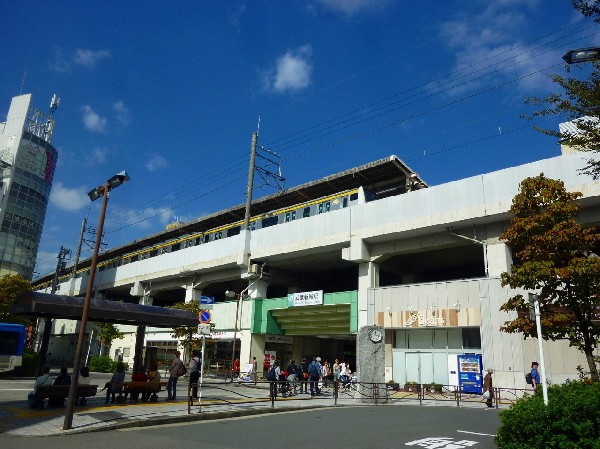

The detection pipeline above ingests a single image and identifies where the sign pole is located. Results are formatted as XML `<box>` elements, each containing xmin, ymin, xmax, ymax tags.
<box><xmin>199</xmin><ymin>334</ymin><xmax>206</xmax><ymax>412</ymax></box>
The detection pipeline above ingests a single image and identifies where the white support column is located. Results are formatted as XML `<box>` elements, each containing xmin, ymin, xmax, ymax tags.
<box><xmin>184</xmin><ymin>285</ymin><xmax>202</xmax><ymax>303</ymax></box>
<box><xmin>486</xmin><ymin>242</ymin><xmax>513</xmax><ymax>276</ymax></box>
<box><xmin>358</xmin><ymin>261</ymin><xmax>379</xmax><ymax>329</ymax></box>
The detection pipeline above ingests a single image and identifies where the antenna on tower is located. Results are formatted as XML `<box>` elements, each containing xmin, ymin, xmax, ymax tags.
<box><xmin>50</xmin><ymin>94</ymin><xmax>60</xmax><ymax>114</ymax></box>
<box><xmin>20</xmin><ymin>71</ymin><xmax>27</xmax><ymax>95</ymax></box>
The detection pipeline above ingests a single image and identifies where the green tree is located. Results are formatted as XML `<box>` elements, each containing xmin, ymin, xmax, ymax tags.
<box><xmin>94</xmin><ymin>322</ymin><xmax>124</xmax><ymax>356</ymax></box>
<box><xmin>0</xmin><ymin>273</ymin><xmax>32</xmax><ymax>324</ymax></box>
<box><xmin>524</xmin><ymin>1</ymin><xmax>600</xmax><ymax>178</ymax></box>
<box><xmin>169</xmin><ymin>301</ymin><xmax>203</xmax><ymax>352</ymax></box>
<box><xmin>500</xmin><ymin>174</ymin><xmax>600</xmax><ymax>382</ymax></box>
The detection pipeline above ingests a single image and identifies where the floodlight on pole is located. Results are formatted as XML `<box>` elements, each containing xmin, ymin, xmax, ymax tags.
<box><xmin>562</xmin><ymin>47</ymin><xmax>600</xmax><ymax>64</ymax></box>
<box><xmin>63</xmin><ymin>171</ymin><xmax>129</xmax><ymax>430</ymax></box>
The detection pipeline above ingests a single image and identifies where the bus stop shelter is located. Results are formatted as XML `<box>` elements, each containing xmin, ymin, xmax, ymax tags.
<box><xmin>12</xmin><ymin>292</ymin><xmax>198</xmax><ymax>372</ymax></box>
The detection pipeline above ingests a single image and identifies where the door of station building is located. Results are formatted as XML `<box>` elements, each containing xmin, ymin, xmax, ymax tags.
<box><xmin>393</xmin><ymin>351</ymin><xmax>450</xmax><ymax>386</ymax></box>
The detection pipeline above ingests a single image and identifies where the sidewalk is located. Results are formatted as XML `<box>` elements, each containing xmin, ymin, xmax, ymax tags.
<box><xmin>0</xmin><ymin>380</ymin><xmax>505</xmax><ymax>437</ymax></box>
<box><xmin>0</xmin><ymin>381</ymin><xmax>352</xmax><ymax>437</ymax></box>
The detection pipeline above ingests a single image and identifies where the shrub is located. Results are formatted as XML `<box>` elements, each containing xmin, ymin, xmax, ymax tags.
<box><xmin>88</xmin><ymin>356</ymin><xmax>128</xmax><ymax>373</ymax></box>
<box><xmin>20</xmin><ymin>349</ymin><xmax>38</xmax><ymax>376</ymax></box>
<box><xmin>496</xmin><ymin>381</ymin><xmax>600</xmax><ymax>448</ymax></box>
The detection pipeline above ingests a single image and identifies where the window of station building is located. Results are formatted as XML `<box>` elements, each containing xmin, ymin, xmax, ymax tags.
<box><xmin>303</xmin><ymin>207</ymin><xmax>311</xmax><ymax>218</ymax></box>
<box><xmin>462</xmin><ymin>328</ymin><xmax>481</xmax><ymax>349</ymax></box>
<box><xmin>285</xmin><ymin>211</ymin><xmax>296</xmax><ymax>222</ymax></box>
<box><xmin>261</xmin><ymin>216</ymin><xmax>278</xmax><ymax>228</ymax></box>
<box><xmin>227</xmin><ymin>226</ymin><xmax>241</xmax><ymax>237</ymax></box>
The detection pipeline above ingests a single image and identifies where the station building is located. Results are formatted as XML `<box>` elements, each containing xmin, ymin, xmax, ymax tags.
<box><xmin>34</xmin><ymin>144</ymin><xmax>599</xmax><ymax>389</ymax></box>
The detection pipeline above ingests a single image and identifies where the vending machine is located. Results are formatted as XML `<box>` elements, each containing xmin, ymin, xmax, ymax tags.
<box><xmin>457</xmin><ymin>354</ymin><xmax>483</xmax><ymax>394</ymax></box>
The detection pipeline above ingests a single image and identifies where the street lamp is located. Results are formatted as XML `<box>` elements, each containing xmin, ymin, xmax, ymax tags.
<box><xmin>225</xmin><ymin>290</ymin><xmax>241</xmax><ymax>382</ymax></box>
<box><xmin>562</xmin><ymin>47</ymin><xmax>600</xmax><ymax>64</ymax></box>
<box><xmin>63</xmin><ymin>171</ymin><xmax>129</xmax><ymax>430</ymax></box>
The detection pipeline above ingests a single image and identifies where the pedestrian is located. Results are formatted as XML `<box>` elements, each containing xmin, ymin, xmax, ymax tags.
<box><xmin>106</xmin><ymin>361</ymin><xmax>125</xmax><ymax>404</ymax></box>
<box><xmin>267</xmin><ymin>360</ymin><xmax>280</xmax><ymax>399</ymax></box>
<box><xmin>483</xmin><ymin>368</ymin><xmax>494</xmax><ymax>409</ymax></box>
<box><xmin>28</xmin><ymin>364</ymin><xmax>53</xmax><ymax>408</ymax></box>
<box><xmin>167</xmin><ymin>350</ymin><xmax>184</xmax><ymax>401</ymax></box>
<box><xmin>300</xmin><ymin>357</ymin><xmax>309</xmax><ymax>393</ymax></box>
<box><xmin>308</xmin><ymin>357</ymin><xmax>322</xmax><ymax>397</ymax></box>
<box><xmin>252</xmin><ymin>356</ymin><xmax>258</xmax><ymax>382</ymax></box>
<box><xmin>531</xmin><ymin>362</ymin><xmax>541</xmax><ymax>394</ymax></box>
<box><xmin>287</xmin><ymin>360</ymin><xmax>300</xmax><ymax>395</ymax></box>
<box><xmin>49</xmin><ymin>366</ymin><xmax>71</xmax><ymax>407</ymax></box>
<box><xmin>333</xmin><ymin>358</ymin><xmax>341</xmax><ymax>382</ymax></box>
<box><xmin>189</xmin><ymin>350</ymin><xmax>200</xmax><ymax>399</ymax></box>
<box><xmin>321</xmin><ymin>359</ymin><xmax>330</xmax><ymax>388</ymax></box>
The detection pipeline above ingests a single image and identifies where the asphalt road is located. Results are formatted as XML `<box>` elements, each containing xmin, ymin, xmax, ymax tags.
<box><xmin>0</xmin><ymin>404</ymin><xmax>500</xmax><ymax>449</ymax></box>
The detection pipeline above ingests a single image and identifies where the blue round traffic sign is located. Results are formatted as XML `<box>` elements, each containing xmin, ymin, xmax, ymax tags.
<box><xmin>199</xmin><ymin>310</ymin><xmax>212</xmax><ymax>323</ymax></box>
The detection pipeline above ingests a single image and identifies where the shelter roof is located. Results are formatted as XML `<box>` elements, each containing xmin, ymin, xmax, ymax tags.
<box><xmin>12</xmin><ymin>292</ymin><xmax>198</xmax><ymax>328</ymax></box>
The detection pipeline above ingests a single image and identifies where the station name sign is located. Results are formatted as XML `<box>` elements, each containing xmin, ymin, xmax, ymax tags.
<box><xmin>287</xmin><ymin>290</ymin><xmax>323</xmax><ymax>307</ymax></box>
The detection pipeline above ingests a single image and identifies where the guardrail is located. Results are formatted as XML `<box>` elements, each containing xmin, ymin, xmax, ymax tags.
<box><xmin>183</xmin><ymin>379</ymin><xmax>531</xmax><ymax>414</ymax></box>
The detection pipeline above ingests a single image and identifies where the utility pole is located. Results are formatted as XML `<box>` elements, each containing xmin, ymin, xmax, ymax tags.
<box><xmin>36</xmin><ymin>246</ymin><xmax>71</xmax><ymax>376</ymax></box>
<box><xmin>243</xmin><ymin>131</ymin><xmax>258</xmax><ymax>231</ymax></box>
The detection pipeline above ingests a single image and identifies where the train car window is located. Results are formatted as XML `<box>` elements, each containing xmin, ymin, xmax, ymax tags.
<box><xmin>250</xmin><ymin>222</ymin><xmax>256</xmax><ymax>231</ymax></box>
<box><xmin>262</xmin><ymin>216</ymin><xmax>278</xmax><ymax>228</ymax></box>
<box><xmin>291</xmin><ymin>210</ymin><xmax>296</xmax><ymax>220</ymax></box>
<box><xmin>350</xmin><ymin>192</ymin><xmax>358</xmax><ymax>201</ymax></box>
<box><xmin>343</xmin><ymin>197</ymin><xmax>348</xmax><ymax>208</ymax></box>
<box><xmin>130</xmin><ymin>254</ymin><xmax>139</xmax><ymax>262</ymax></box>
<box><xmin>150</xmin><ymin>249</ymin><xmax>158</xmax><ymax>258</ymax></box>
<box><xmin>204</xmin><ymin>234</ymin><xmax>210</xmax><ymax>243</ymax></box>
<box><xmin>325</xmin><ymin>201</ymin><xmax>331</xmax><ymax>212</ymax></box>
<box><xmin>215</xmin><ymin>231</ymin><xmax>222</xmax><ymax>240</ymax></box>
<box><xmin>285</xmin><ymin>212</ymin><xmax>290</xmax><ymax>222</ymax></box>
<box><xmin>303</xmin><ymin>207</ymin><xmax>310</xmax><ymax>218</ymax></box>
<box><xmin>184</xmin><ymin>240</ymin><xmax>194</xmax><ymax>248</ymax></box>
<box><xmin>227</xmin><ymin>226</ymin><xmax>241</xmax><ymax>237</ymax></box>
<box><xmin>171</xmin><ymin>242</ymin><xmax>181</xmax><ymax>252</ymax></box>
<box><xmin>318</xmin><ymin>203</ymin><xmax>324</xmax><ymax>214</ymax></box>
<box><xmin>195</xmin><ymin>237</ymin><xmax>202</xmax><ymax>245</ymax></box>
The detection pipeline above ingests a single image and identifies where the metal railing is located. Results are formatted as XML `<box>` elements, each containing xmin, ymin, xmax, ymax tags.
<box><xmin>180</xmin><ymin>380</ymin><xmax>531</xmax><ymax>414</ymax></box>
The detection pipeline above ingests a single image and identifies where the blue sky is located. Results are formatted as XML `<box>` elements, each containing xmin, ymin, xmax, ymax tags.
<box><xmin>1</xmin><ymin>1</ymin><xmax>598</xmax><ymax>278</ymax></box>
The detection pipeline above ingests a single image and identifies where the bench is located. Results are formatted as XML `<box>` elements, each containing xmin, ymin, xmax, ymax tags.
<box><xmin>32</xmin><ymin>384</ymin><xmax>98</xmax><ymax>408</ymax></box>
<box><xmin>119</xmin><ymin>381</ymin><xmax>168</xmax><ymax>402</ymax></box>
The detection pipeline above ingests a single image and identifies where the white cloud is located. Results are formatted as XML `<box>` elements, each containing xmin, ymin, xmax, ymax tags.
<box><xmin>263</xmin><ymin>45</ymin><xmax>313</xmax><ymax>93</ymax></box>
<box><xmin>145</xmin><ymin>154</ymin><xmax>168</xmax><ymax>172</ymax></box>
<box><xmin>436</xmin><ymin>2</ymin><xmax>556</xmax><ymax>96</ymax></box>
<box><xmin>48</xmin><ymin>47</ymin><xmax>111</xmax><ymax>72</ymax></box>
<box><xmin>113</xmin><ymin>100</ymin><xmax>132</xmax><ymax>126</ymax></box>
<box><xmin>317</xmin><ymin>0</ymin><xmax>394</xmax><ymax>17</ymax></box>
<box><xmin>73</xmin><ymin>49</ymin><xmax>112</xmax><ymax>68</ymax></box>
<box><xmin>81</xmin><ymin>105</ymin><xmax>107</xmax><ymax>133</ymax></box>
<box><xmin>49</xmin><ymin>182</ymin><xmax>90</xmax><ymax>212</ymax></box>
<box><xmin>85</xmin><ymin>147</ymin><xmax>108</xmax><ymax>165</ymax></box>
<box><xmin>48</xmin><ymin>47</ymin><xmax>71</xmax><ymax>73</ymax></box>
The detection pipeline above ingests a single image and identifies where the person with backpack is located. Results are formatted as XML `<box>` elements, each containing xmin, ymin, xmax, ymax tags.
<box><xmin>308</xmin><ymin>357</ymin><xmax>322</xmax><ymax>397</ymax></box>
<box><xmin>530</xmin><ymin>361</ymin><xmax>541</xmax><ymax>394</ymax></box>
<box><xmin>267</xmin><ymin>360</ymin><xmax>280</xmax><ymax>399</ymax></box>
<box><xmin>167</xmin><ymin>350</ymin><xmax>184</xmax><ymax>401</ymax></box>
<box><xmin>188</xmin><ymin>350</ymin><xmax>201</xmax><ymax>399</ymax></box>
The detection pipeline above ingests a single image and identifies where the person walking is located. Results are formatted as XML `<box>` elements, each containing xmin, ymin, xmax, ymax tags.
<box><xmin>531</xmin><ymin>362</ymin><xmax>541</xmax><ymax>394</ymax></box>
<box><xmin>189</xmin><ymin>350</ymin><xmax>201</xmax><ymax>399</ymax></box>
<box><xmin>308</xmin><ymin>357</ymin><xmax>322</xmax><ymax>397</ymax></box>
<box><xmin>167</xmin><ymin>350</ymin><xmax>184</xmax><ymax>401</ymax></box>
<box><xmin>300</xmin><ymin>357</ymin><xmax>309</xmax><ymax>393</ymax></box>
<box><xmin>483</xmin><ymin>368</ymin><xmax>494</xmax><ymax>409</ymax></box>
<box><xmin>267</xmin><ymin>360</ymin><xmax>280</xmax><ymax>400</ymax></box>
